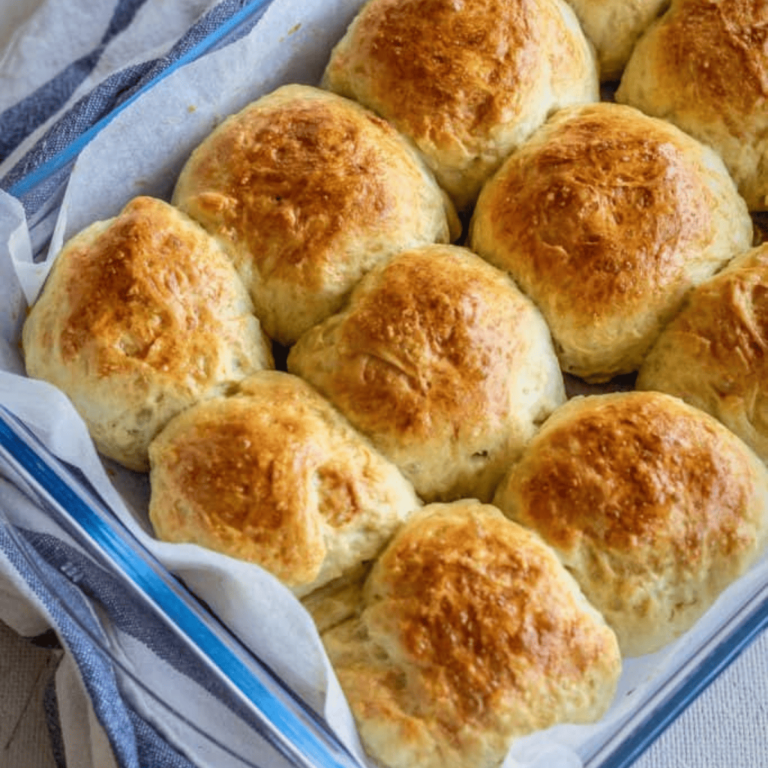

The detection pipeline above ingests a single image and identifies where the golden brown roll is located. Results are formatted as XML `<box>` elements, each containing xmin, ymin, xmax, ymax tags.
<box><xmin>22</xmin><ymin>196</ymin><xmax>273</xmax><ymax>472</ymax></box>
<box><xmin>287</xmin><ymin>244</ymin><xmax>566</xmax><ymax>503</ymax></box>
<box><xmin>565</xmin><ymin>0</ymin><xmax>669</xmax><ymax>81</ymax></box>
<box><xmin>321</xmin><ymin>500</ymin><xmax>622</xmax><ymax>768</ymax></box>
<box><xmin>148</xmin><ymin>371</ymin><xmax>421</xmax><ymax>597</ymax></box>
<box><xmin>637</xmin><ymin>243</ymin><xmax>768</xmax><ymax>464</ymax></box>
<box><xmin>322</xmin><ymin>0</ymin><xmax>598</xmax><ymax>211</ymax></box>
<box><xmin>173</xmin><ymin>84</ymin><xmax>458</xmax><ymax>345</ymax></box>
<box><xmin>469</xmin><ymin>102</ymin><xmax>753</xmax><ymax>383</ymax></box>
<box><xmin>616</xmin><ymin>0</ymin><xmax>768</xmax><ymax>211</ymax></box>
<box><xmin>493</xmin><ymin>391</ymin><xmax>768</xmax><ymax>656</ymax></box>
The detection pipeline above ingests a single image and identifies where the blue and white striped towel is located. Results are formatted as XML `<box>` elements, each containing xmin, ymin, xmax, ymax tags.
<box><xmin>0</xmin><ymin>0</ymin><xmax>271</xmax><ymax>217</ymax></box>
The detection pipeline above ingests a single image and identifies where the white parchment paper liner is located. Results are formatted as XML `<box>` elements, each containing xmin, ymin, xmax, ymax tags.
<box><xmin>2</xmin><ymin>1</ymin><xmax>768</xmax><ymax>766</ymax></box>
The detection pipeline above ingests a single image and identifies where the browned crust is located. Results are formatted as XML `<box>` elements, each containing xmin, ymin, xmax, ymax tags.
<box><xmin>148</xmin><ymin>371</ymin><xmax>420</xmax><ymax>591</ymax></box>
<box><xmin>473</xmin><ymin>105</ymin><xmax>710</xmax><ymax>321</ymax></box>
<box><xmin>511</xmin><ymin>394</ymin><xmax>752</xmax><ymax>562</ymax></box>
<box><xmin>175</xmin><ymin>98</ymin><xmax>396</xmax><ymax>288</ymax></box>
<box><xmin>58</xmin><ymin>196</ymin><xmax>242</xmax><ymax>380</ymax></box>
<box><xmin>321</xmin><ymin>501</ymin><xmax>621</xmax><ymax>768</ymax></box>
<box><xmin>332</xmin><ymin>0</ymin><xmax>542</xmax><ymax>149</ymax></box>
<box><xmin>637</xmin><ymin>244</ymin><xmax>768</xmax><ymax>458</ymax></box>
<box><xmin>367</xmin><ymin>504</ymin><xmax>616</xmax><ymax>722</ymax></box>
<box><xmin>645</xmin><ymin>0</ymin><xmax>768</xmax><ymax>125</ymax></box>
<box><xmin>150</xmin><ymin>395</ymin><xmax>327</xmax><ymax>584</ymax></box>
<box><xmin>307</xmin><ymin>248</ymin><xmax>532</xmax><ymax>441</ymax></box>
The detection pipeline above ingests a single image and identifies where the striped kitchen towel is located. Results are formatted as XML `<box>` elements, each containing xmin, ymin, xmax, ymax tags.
<box><xmin>0</xmin><ymin>0</ymin><xmax>272</xmax><ymax>217</ymax></box>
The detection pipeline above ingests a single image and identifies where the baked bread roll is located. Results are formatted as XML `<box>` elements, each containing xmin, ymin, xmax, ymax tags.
<box><xmin>287</xmin><ymin>244</ymin><xmax>566</xmax><ymax>503</ymax></box>
<box><xmin>22</xmin><ymin>196</ymin><xmax>273</xmax><ymax>472</ymax></box>
<box><xmin>616</xmin><ymin>0</ymin><xmax>768</xmax><ymax>211</ymax></box>
<box><xmin>565</xmin><ymin>0</ymin><xmax>669</xmax><ymax>81</ymax></box>
<box><xmin>148</xmin><ymin>371</ymin><xmax>420</xmax><ymax>597</ymax></box>
<box><xmin>493</xmin><ymin>391</ymin><xmax>768</xmax><ymax>656</ymax></box>
<box><xmin>173</xmin><ymin>84</ymin><xmax>458</xmax><ymax>345</ymax></box>
<box><xmin>469</xmin><ymin>102</ymin><xmax>753</xmax><ymax>383</ymax></box>
<box><xmin>321</xmin><ymin>500</ymin><xmax>621</xmax><ymax>768</ymax></box>
<box><xmin>322</xmin><ymin>0</ymin><xmax>598</xmax><ymax>211</ymax></box>
<box><xmin>637</xmin><ymin>243</ymin><xmax>768</xmax><ymax>464</ymax></box>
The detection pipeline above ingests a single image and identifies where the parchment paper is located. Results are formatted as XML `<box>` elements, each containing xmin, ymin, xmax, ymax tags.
<box><xmin>2</xmin><ymin>1</ymin><xmax>767</xmax><ymax>766</ymax></box>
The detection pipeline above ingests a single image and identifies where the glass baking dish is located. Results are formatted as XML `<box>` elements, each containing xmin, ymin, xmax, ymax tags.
<box><xmin>2</xmin><ymin>1</ymin><xmax>767</xmax><ymax>766</ymax></box>
<box><xmin>0</xmin><ymin>404</ymin><xmax>365</xmax><ymax>768</ymax></box>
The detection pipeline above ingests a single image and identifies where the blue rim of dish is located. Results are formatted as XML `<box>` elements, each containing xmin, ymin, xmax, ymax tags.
<box><xmin>590</xmin><ymin>582</ymin><xmax>768</xmax><ymax>767</ymax></box>
<box><xmin>0</xmin><ymin>405</ymin><xmax>365</xmax><ymax>768</ymax></box>
<box><xmin>6</xmin><ymin>0</ymin><xmax>275</xmax><ymax>201</ymax></box>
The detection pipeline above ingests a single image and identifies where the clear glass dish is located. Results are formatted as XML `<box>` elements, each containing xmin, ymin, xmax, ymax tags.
<box><xmin>1</xmin><ymin>2</ymin><xmax>767</xmax><ymax>767</ymax></box>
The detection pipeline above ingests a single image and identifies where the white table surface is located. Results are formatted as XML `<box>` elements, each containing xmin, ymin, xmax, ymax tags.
<box><xmin>1</xmin><ymin>2</ymin><xmax>767</xmax><ymax>767</ymax></box>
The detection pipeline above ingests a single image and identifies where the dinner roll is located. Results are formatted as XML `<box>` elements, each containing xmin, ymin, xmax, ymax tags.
<box><xmin>565</xmin><ymin>0</ymin><xmax>669</xmax><ymax>81</ymax></box>
<box><xmin>22</xmin><ymin>196</ymin><xmax>273</xmax><ymax>472</ymax></box>
<box><xmin>321</xmin><ymin>500</ymin><xmax>621</xmax><ymax>768</ymax></box>
<box><xmin>493</xmin><ymin>391</ymin><xmax>768</xmax><ymax>656</ymax></box>
<box><xmin>173</xmin><ymin>84</ymin><xmax>458</xmax><ymax>346</ymax></box>
<box><xmin>148</xmin><ymin>371</ymin><xmax>420</xmax><ymax>597</ymax></box>
<box><xmin>469</xmin><ymin>102</ymin><xmax>753</xmax><ymax>383</ymax></box>
<box><xmin>637</xmin><ymin>243</ymin><xmax>768</xmax><ymax>464</ymax></box>
<box><xmin>287</xmin><ymin>244</ymin><xmax>566</xmax><ymax>503</ymax></box>
<box><xmin>322</xmin><ymin>0</ymin><xmax>598</xmax><ymax>211</ymax></box>
<box><xmin>616</xmin><ymin>0</ymin><xmax>768</xmax><ymax>211</ymax></box>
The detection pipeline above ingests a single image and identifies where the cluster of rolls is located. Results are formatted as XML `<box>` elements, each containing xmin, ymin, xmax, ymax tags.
<box><xmin>20</xmin><ymin>0</ymin><xmax>768</xmax><ymax>767</ymax></box>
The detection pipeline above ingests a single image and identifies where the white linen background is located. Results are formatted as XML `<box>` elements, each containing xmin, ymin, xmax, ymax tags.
<box><xmin>0</xmin><ymin>1</ymin><xmax>767</xmax><ymax>767</ymax></box>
